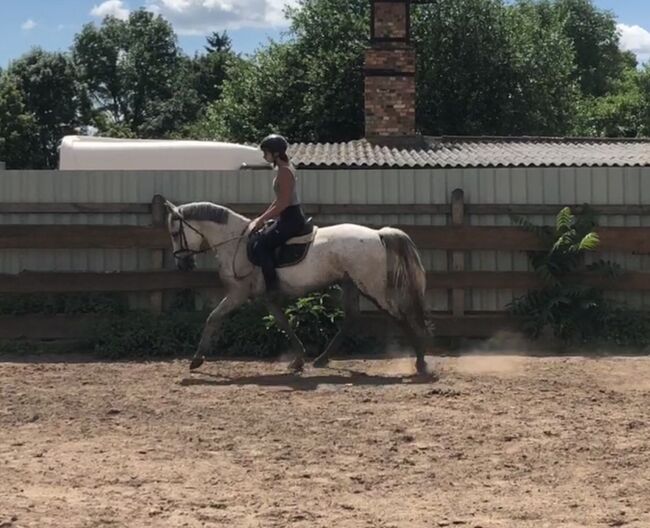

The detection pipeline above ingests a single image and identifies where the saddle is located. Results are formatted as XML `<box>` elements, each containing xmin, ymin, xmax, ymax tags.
<box><xmin>247</xmin><ymin>218</ymin><xmax>318</xmax><ymax>269</ymax></box>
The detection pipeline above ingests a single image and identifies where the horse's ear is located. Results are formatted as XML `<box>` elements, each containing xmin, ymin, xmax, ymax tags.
<box><xmin>164</xmin><ymin>200</ymin><xmax>181</xmax><ymax>218</ymax></box>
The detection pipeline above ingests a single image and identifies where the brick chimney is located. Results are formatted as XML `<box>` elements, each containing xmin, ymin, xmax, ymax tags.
<box><xmin>364</xmin><ymin>0</ymin><xmax>416</xmax><ymax>142</ymax></box>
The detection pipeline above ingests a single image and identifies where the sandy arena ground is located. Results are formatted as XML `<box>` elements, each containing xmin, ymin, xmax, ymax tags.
<box><xmin>1</xmin><ymin>352</ymin><xmax>650</xmax><ymax>527</ymax></box>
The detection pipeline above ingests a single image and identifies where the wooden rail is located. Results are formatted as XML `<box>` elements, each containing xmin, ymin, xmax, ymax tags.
<box><xmin>1</xmin><ymin>224</ymin><xmax>649</xmax><ymax>252</ymax></box>
<box><xmin>1</xmin><ymin>270</ymin><xmax>648</xmax><ymax>294</ymax></box>
<box><xmin>2</xmin><ymin>202</ymin><xmax>649</xmax><ymax>216</ymax></box>
<box><xmin>0</xmin><ymin>313</ymin><xmax>518</xmax><ymax>340</ymax></box>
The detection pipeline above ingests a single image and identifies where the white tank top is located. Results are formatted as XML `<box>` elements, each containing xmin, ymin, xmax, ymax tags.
<box><xmin>273</xmin><ymin>165</ymin><xmax>300</xmax><ymax>206</ymax></box>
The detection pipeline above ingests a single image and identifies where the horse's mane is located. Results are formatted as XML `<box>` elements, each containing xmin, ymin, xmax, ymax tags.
<box><xmin>178</xmin><ymin>202</ymin><xmax>230</xmax><ymax>224</ymax></box>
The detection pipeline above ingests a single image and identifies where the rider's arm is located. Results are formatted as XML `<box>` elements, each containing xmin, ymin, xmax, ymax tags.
<box><xmin>258</xmin><ymin>168</ymin><xmax>293</xmax><ymax>222</ymax></box>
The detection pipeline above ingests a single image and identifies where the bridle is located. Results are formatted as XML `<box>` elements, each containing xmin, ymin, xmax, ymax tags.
<box><xmin>171</xmin><ymin>214</ymin><xmax>214</xmax><ymax>259</ymax></box>
<box><xmin>170</xmin><ymin>209</ymin><xmax>254</xmax><ymax>280</ymax></box>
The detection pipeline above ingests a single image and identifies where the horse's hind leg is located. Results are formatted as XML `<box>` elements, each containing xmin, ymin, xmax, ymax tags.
<box><xmin>397</xmin><ymin>318</ymin><xmax>429</xmax><ymax>375</ymax></box>
<box><xmin>264</xmin><ymin>299</ymin><xmax>307</xmax><ymax>373</ymax></box>
<box><xmin>313</xmin><ymin>282</ymin><xmax>359</xmax><ymax>368</ymax></box>
<box><xmin>349</xmin><ymin>275</ymin><xmax>431</xmax><ymax>375</ymax></box>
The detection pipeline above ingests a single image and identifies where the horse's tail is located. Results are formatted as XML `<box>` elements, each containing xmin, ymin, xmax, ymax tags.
<box><xmin>378</xmin><ymin>227</ymin><xmax>430</xmax><ymax>333</ymax></box>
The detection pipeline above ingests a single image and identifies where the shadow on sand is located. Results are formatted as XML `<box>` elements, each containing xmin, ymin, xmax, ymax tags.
<box><xmin>178</xmin><ymin>367</ymin><xmax>439</xmax><ymax>391</ymax></box>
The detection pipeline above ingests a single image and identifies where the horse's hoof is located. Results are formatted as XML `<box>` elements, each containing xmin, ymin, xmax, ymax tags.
<box><xmin>312</xmin><ymin>357</ymin><xmax>329</xmax><ymax>368</ymax></box>
<box><xmin>189</xmin><ymin>356</ymin><xmax>205</xmax><ymax>371</ymax></box>
<box><xmin>416</xmin><ymin>359</ymin><xmax>429</xmax><ymax>376</ymax></box>
<box><xmin>288</xmin><ymin>359</ymin><xmax>304</xmax><ymax>373</ymax></box>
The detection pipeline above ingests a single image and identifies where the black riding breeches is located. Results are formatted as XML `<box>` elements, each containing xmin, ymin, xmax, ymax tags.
<box><xmin>254</xmin><ymin>205</ymin><xmax>306</xmax><ymax>289</ymax></box>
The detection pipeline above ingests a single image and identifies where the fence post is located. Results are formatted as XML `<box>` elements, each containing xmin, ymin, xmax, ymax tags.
<box><xmin>450</xmin><ymin>188</ymin><xmax>465</xmax><ymax>317</ymax></box>
<box><xmin>150</xmin><ymin>194</ymin><xmax>166</xmax><ymax>313</ymax></box>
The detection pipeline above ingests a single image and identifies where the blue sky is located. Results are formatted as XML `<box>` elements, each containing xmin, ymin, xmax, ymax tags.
<box><xmin>2</xmin><ymin>0</ymin><xmax>650</xmax><ymax>69</ymax></box>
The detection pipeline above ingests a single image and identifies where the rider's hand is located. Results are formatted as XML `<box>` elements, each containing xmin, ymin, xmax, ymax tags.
<box><xmin>249</xmin><ymin>217</ymin><xmax>264</xmax><ymax>233</ymax></box>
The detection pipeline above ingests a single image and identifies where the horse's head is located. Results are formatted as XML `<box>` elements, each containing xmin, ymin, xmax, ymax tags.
<box><xmin>164</xmin><ymin>200</ymin><xmax>234</xmax><ymax>272</ymax></box>
<box><xmin>164</xmin><ymin>200</ymin><xmax>203</xmax><ymax>272</ymax></box>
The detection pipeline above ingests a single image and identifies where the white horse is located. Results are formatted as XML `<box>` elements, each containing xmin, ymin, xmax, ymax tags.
<box><xmin>164</xmin><ymin>199</ymin><xmax>432</xmax><ymax>375</ymax></box>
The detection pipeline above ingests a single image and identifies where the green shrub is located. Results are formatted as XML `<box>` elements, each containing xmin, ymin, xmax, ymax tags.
<box><xmin>1</xmin><ymin>289</ymin><xmax>378</xmax><ymax>359</ymax></box>
<box><xmin>215</xmin><ymin>287</ymin><xmax>378</xmax><ymax>358</ymax></box>
<box><xmin>215</xmin><ymin>300</ymin><xmax>286</xmax><ymax>358</ymax></box>
<box><xmin>508</xmin><ymin>206</ymin><xmax>650</xmax><ymax>347</ymax></box>
<box><xmin>0</xmin><ymin>292</ymin><xmax>127</xmax><ymax>315</ymax></box>
<box><xmin>89</xmin><ymin>310</ymin><xmax>204</xmax><ymax>359</ymax></box>
<box><xmin>91</xmin><ymin>288</ymin><xmax>379</xmax><ymax>359</ymax></box>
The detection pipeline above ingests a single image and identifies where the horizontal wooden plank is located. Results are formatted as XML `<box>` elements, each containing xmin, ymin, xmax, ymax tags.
<box><xmin>0</xmin><ymin>269</ymin><xmax>645</xmax><ymax>295</ymax></box>
<box><xmin>0</xmin><ymin>313</ymin><xmax>519</xmax><ymax>340</ymax></box>
<box><xmin>425</xmin><ymin>271</ymin><xmax>650</xmax><ymax>291</ymax></box>
<box><xmin>4</xmin><ymin>202</ymin><xmax>647</xmax><ymax>217</ymax></box>
<box><xmin>1</xmin><ymin>225</ymin><xmax>649</xmax><ymax>253</ymax></box>
<box><xmin>0</xmin><ymin>226</ymin><xmax>169</xmax><ymax>249</ymax></box>
<box><xmin>465</xmin><ymin>204</ymin><xmax>650</xmax><ymax>216</ymax></box>
<box><xmin>0</xmin><ymin>203</ymin><xmax>150</xmax><ymax>214</ymax></box>
<box><xmin>197</xmin><ymin>202</ymin><xmax>650</xmax><ymax>216</ymax></box>
<box><xmin>0</xmin><ymin>270</ymin><xmax>221</xmax><ymax>293</ymax></box>
<box><xmin>0</xmin><ymin>315</ymin><xmax>92</xmax><ymax>340</ymax></box>
<box><xmin>405</xmin><ymin>226</ymin><xmax>650</xmax><ymax>253</ymax></box>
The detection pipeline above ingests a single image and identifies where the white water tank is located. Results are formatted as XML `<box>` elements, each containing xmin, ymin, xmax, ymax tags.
<box><xmin>59</xmin><ymin>135</ymin><xmax>268</xmax><ymax>170</ymax></box>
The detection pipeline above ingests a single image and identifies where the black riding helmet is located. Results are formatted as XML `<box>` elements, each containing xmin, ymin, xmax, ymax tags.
<box><xmin>260</xmin><ymin>134</ymin><xmax>288</xmax><ymax>156</ymax></box>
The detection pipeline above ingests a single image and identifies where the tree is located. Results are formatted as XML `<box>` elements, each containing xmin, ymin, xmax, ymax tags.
<box><xmin>551</xmin><ymin>0</ymin><xmax>633</xmax><ymax>97</ymax></box>
<box><xmin>186</xmin><ymin>43</ymin><xmax>307</xmax><ymax>141</ymax></box>
<box><xmin>287</xmin><ymin>0</ymin><xmax>369</xmax><ymax>141</ymax></box>
<box><xmin>412</xmin><ymin>0</ymin><xmax>517</xmax><ymax>135</ymax></box>
<box><xmin>573</xmin><ymin>67</ymin><xmax>650</xmax><ymax>137</ymax></box>
<box><xmin>411</xmin><ymin>0</ymin><xmax>579</xmax><ymax>136</ymax></box>
<box><xmin>5</xmin><ymin>49</ymin><xmax>79</xmax><ymax>168</ymax></box>
<box><xmin>73</xmin><ymin>9</ymin><xmax>200</xmax><ymax>138</ymax></box>
<box><xmin>192</xmin><ymin>31</ymin><xmax>240</xmax><ymax>105</ymax></box>
<box><xmin>189</xmin><ymin>0</ymin><xmax>369</xmax><ymax>143</ymax></box>
<box><xmin>505</xmin><ymin>0</ymin><xmax>579</xmax><ymax>135</ymax></box>
<box><xmin>0</xmin><ymin>73</ymin><xmax>39</xmax><ymax>168</ymax></box>
<box><xmin>205</xmin><ymin>31</ymin><xmax>232</xmax><ymax>54</ymax></box>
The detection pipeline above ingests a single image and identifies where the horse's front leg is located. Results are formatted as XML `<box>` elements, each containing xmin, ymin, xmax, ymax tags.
<box><xmin>190</xmin><ymin>293</ymin><xmax>246</xmax><ymax>370</ymax></box>
<box><xmin>264</xmin><ymin>299</ymin><xmax>307</xmax><ymax>373</ymax></box>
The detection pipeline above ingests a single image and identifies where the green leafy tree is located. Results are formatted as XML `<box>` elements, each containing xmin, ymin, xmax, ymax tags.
<box><xmin>551</xmin><ymin>0</ymin><xmax>634</xmax><ymax>97</ymax></box>
<box><xmin>573</xmin><ymin>67</ymin><xmax>650</xmax><ymax>137</ymax></box>
<box><xmin>0</xmin><ymin>73</ymin><xmax>39</xmax><ymax>168</ymax></box>
<box><xmin>192</xmin><ymin>31</ymin><xmax>240</xmax><ymax>105</ymax></box>
<box><xmin>189</xmin><ymin>0</ymin><xmax>369</xmax><ymax>143</ymax></box>
<box><xmin>205</xmin><ymin>31</ymin><xmax>232</xmax><ymax>54</ymax></box>
<box><xmin>412</xmin><ymin>0</ymin><xmax>579</xmax><ymax>135</ymax></box>
<box><xmin>508</xmin><ymin>207</ymin><xmax>650</xmax><ymax>346</ymax></box>
<box><xmin>5</xmin><ymin>49</ymin><xmax>79</xmax><ymax>168</ymax></box>
<box><xmin>504</xmin><ymin>0</ymin><xmax>579</xmax><ymax>134</ymax></box>
<box><xmin>73</xmin><ymin>9</ymin><xmax>200</xmax><ymax>138</ymax></box>
<box><xmin>412</xmin><ymin>0</ymin><xmax>517</xmax><ymax>135</ymax></box>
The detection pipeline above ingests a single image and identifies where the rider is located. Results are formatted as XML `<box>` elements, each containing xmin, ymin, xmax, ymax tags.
<box><xmin>249</xmin><ymin>134</ymin><xmax>306</xmax><ymax>293</ymax></box>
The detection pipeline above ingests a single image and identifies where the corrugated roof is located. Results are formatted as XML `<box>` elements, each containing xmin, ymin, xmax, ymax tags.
<box><xmin>288</xmin><ymin>136</ymin><xmax>650</xmax><ymax>169</ymax></box>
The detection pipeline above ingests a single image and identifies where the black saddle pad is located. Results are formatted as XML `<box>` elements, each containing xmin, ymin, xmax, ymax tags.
<box><xmin>247</xmin><ymin>220</ymin><xmax>315</xmax><ymax>269</ymax></box>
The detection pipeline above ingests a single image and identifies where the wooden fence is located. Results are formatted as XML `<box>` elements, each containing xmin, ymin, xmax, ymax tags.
<box><xmin>0</xmin><ymin>190</ymin><xmax>649</xmax><ymax>340</ymax></box>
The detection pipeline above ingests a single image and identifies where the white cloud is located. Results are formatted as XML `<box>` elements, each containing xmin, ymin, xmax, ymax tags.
<box><xmin>617</xmin><ymin>23</ymin><xmax>650</xmax><ymax>64</ymax></box>
<box><xmin>145</xmin><ymin>0</ymin><xmax>299</xmax><ymax>35</ymax></box>
<box><xmin>21</xmin><ymin>19</ymin><xmax>37</xmax><ymax>30</ymax></box>
<box><xmin>91</xmin><ymin>0</ymin><xmax>131</xmax><ymax>21</ymax></box>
